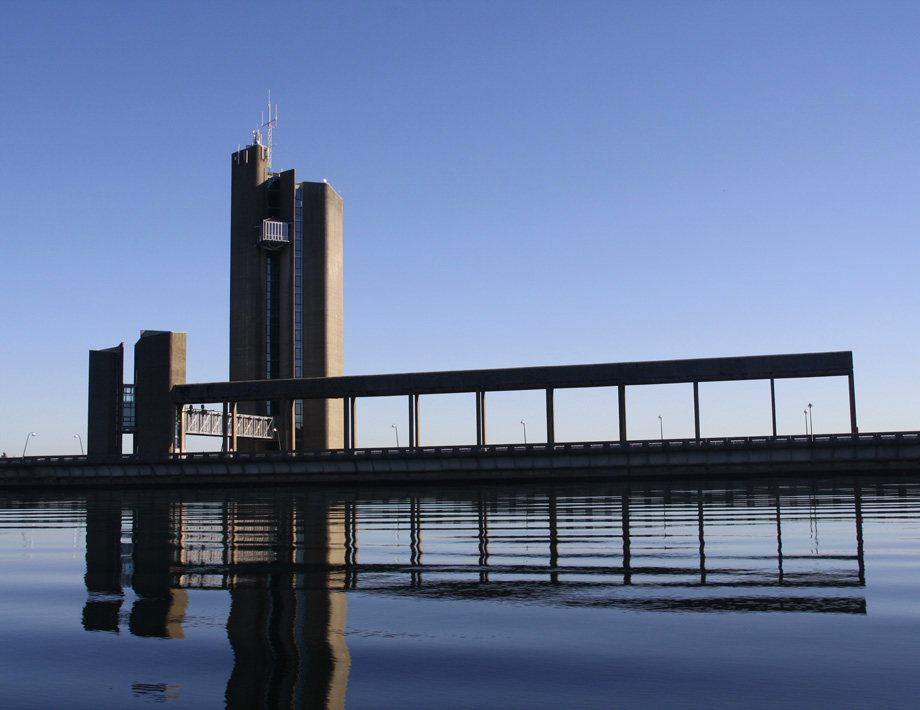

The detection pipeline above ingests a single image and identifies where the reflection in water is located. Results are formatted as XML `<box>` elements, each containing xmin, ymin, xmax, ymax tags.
<box><xmin>23</xmin><ymin>477</ymin><xmax>920</xmax><ymax>707</ymax></box>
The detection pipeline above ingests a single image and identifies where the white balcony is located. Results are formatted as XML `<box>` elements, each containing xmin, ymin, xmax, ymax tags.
<box><xmin>258</xmin><ymin>219</ymin><xmax>291</xmax><ymax>249</ymax></box>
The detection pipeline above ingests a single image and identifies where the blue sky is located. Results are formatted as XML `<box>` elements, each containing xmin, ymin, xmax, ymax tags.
<box><xmin>2</xmin><ymin>0</ymin><xmax>918</xmax><ymax>455</ymax></box>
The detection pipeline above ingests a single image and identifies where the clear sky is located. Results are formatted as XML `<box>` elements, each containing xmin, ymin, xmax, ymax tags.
<box><xmin>2</xmin><ymin>0</ymin><xmax>919</xmax><ymax>456</ymax></box>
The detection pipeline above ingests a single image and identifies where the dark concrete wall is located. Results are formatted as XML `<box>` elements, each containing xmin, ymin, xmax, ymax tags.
<box><xmin>229</xmin><ymin>144</ymin><xmax>269</xmax><ymax>387</ymax></box>
<box><xmin>87</xmin><ymin>344</ymin><xmax>124</xmax><ymax>456</ymax></box>
<box><xmin>300</xmin><ymin>181</ymin><xmax>344</xmax><ymax>450</ymax></box>
<box><xmin>134</xmin><ymin>331</ymin><xmax>186</xmax><ymax>455</ymax></box>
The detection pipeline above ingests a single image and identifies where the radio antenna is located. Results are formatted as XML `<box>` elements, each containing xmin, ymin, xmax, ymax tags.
<box><xmin>261</xmin><ymin>91</ymin><xmax>278</xmax><ymax>171</ymax></box>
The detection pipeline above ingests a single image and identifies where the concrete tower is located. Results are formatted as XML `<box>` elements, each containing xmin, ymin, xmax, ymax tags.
<box><xmin>229</xmin><ymin>135</ymin><xmax>343</xmax><ymax>450</ymax></box>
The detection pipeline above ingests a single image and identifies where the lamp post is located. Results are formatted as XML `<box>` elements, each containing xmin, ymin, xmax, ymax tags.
<box><xmin>808</xmin><ymin>403</ymin><xmax>813</xmax><ymax>441</ymax></box>
<box><xmin>74</xmin><ymin>434</ymin><xmax>84</xmax><ymax>456</ymax></box>
<box><xmin>272</xmin><ymin>427</ymin><xmax>281</xmax><ymax>451</ymax></box>
<box><xmin>22</xmin><ymin>432</ymin><xmax>36</xmax><ymax>458</ymax></box>
<box><xmin>392</xmin><ymin>423</ymin><xmax>400</xmax><ymax>448</ymax></box>
<box><xmin>520</xmin><ymin>419</ymin><xmax>527</xmax><ymax>445</ymax></box>
<box><xmin>658</xmin><ymin>414</ymin><xmax>663</xmax><ymax>441</ymax></box>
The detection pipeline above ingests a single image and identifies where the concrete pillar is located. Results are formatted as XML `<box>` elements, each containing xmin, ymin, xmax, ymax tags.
<box><xmin>176</xmin><ymin>405</ymin><xmax>186</xmax><ymax>455</ymax></box>
<box><xmin>770</xmin><ymin>378</ymin><xmax>777</xmax><ymax>437</ymax></box>
<box><xmin>408</xmin><ymin>394</ymin><xmax>416</xmax><ymax>448</ymax></box>
<box><xmin>414</xmin><ymin>395</ymin><xmax>421</xmax><ymax>447</ymax></box>
<box><xmin>343</xmin><ymin>397</ymin><xmax>351</xmax><ymax>451</ymax></box>
<box><xmin>693</xmin><ymin>382</ymin><xmax>700</xmax><ymax>440</ymax></box>
<box><xmin>222</xmin><ymin>401</ymin><xmax>229</xmax><ymax>453</ymax></box>
<box><xmin>87</xmin><ymin>344</ymin><xmax>124</xmax><ymax>456</ymax></box>
<box><xmin>545</xmin><ymin>388</ymin><xmax>555</xmax><ymax>445</ymax></box>
<box><xmin>476</xmin><ymin>392</ymin><xmax>483</xmax><ymax>446</ymax></box>
<box><xmin>848</xmin><ymin>372</ymin><xmax>858</xmax><ymax>433</ymax></box>
<box><xmin>349</xmin><ymin>398</ymin><xmax>357</xmax><ymax>449</ymax></box>
<box><xmin>231</xmin><ymin>402</ymin><xmax>238</xmax><ymax>452</ymax></box>
<box><xmin>481</xmin><ymin>392</ymin><xmax>487</xmax><ymax>445</ymax></box>
<box><xmin>618</xmin><ymin>385</ymin><xmax>627</xmax><ymax>443</ymax></box>
<box><xmin>134</xmin><ymin>331</ymin><xmax>186</xmax><ymax>456</ymax></box>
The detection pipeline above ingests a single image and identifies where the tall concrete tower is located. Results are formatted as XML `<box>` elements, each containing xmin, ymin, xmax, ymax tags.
<box><xmin>229</xmin><ymin>134</ymin><xmax>343</xmax><ymax>450</ymax></box>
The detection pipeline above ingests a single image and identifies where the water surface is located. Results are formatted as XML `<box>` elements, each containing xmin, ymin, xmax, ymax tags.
<box><xmin>2</xmin><ymin>475</ymin><xmax>919</xmax><ymax>708</ymax></box>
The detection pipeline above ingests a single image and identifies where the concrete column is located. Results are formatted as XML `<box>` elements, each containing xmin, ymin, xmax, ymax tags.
<box><xmin>222</xmin><ymin>401</ymin><xmax>229</xmax><ymax>453</ymax></box>
<box><xmin>770</xmin><ymin>378</ymin><xmax>777</xmax><ymax>437</ymax></box>
<box><xmin>134</xmin><ymin>331</ymin><xmax>186</xmax><ymax>456</ymax></box>
<box><xmin>481</xmin><ymin>391</ymin><xmax>487</xmax><ymax>446</ymax></box>
<box><xmin>545</xmin><ymin>388</ymin><xmax>555</xmax><ymax>445</ymax></box>
<box><xmin>343</xmin><ymin>398</ymin><xmax>351</xmax><ymax>451</ymax></box>
<box><xmin>848</xmin><ymin>373</ymin><xmax>858</xmax><ymax>433</ymax></box>
<box><xmin>231</xmin><ymin>403</ymin><xmax>238</xmax><ymax>452</ymax></box>
<box><xmin>475</xmin><ymin>392</ymin><xmax>483</xmax><ymax>446</ymax></box>
<box><xmin>350</xmin><ymin>397</ymin><xmax>357</xmax><ymax>449</ymax></box>
<box><xmin>280</xmin><ymin>400</ymin><xmax>296</xmax><ymax>450</ymax></box>
<box><xmin>176</xmin><ymin>405</ymin><xmax>186</xmax><ymax>455</ymax></box>
<box><xmin>693</xmin><ymin>382</ymin><xmax>700</xmax><ymax>440</ymax></box>
<box><xmin>618</xmin><ymin>385</ymin><xmax>627</xmax><ymax>443</ymax></box>
<box><xmin>414</xmin><ymin>395</ymin><xmax>421</xmax><ymax>447</ymax></box>
<box><xmin>408</xmin><ymin>394</ymin><xmax>416</xmax><ymax>448</ymax></box>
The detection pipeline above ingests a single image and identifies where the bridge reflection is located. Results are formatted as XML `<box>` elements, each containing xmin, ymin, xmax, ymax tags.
<box><xmin>77</xmin><ymin>479</ymin><xmax>898</xmax><ymax>707</ymax></box>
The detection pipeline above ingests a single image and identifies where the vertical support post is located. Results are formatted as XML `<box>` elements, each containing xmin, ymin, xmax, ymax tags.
<box><xmin>176</xmin><ymin>404</ymin><xmax>186</xmax><ymax>455</ymax></box>
<box><xmin>770</xmin><ymin>378</ymin><xmax>777</xmax><ymax>437</ymax></box>
<box><xmin>848</xmin><ymin>372</ymin><xmax>858</xmax><ymax>433</ymax></box>
<box><xmin>481</xmin><ymin>391</ymin><xmax>487</xmax><ymax>445</ymax></box>
<box><xmin>618</xmin><ymin>385</ymin><xmax>627</xmax><ymax>443</ymax></box>
<box><xmin>408</xmin><ymin>394</ymin><xmax>416</xmax><ymax>448</ymax></box>
<box><xmin>230</xmin><ymin>402</ymin><xmax>238</xmax><ymax>453</ymax></box>
<box><xmin>693</xmin><ymin>381</ymin><xmax>701</xmax><ymax>440</ymax></box>
<box><xmin>546</xmin><ymin>388</ymin><xmax>555</xmax><ymax>446</ymax></box>
<box><xmin>350</xmin><ymin>397</ymin><xmax>357</xmax><ymax>449</ymax></box>
<box><xmin>414</xmin><ymin>394</ymin><xmax>421</xmax><ymax>447</ymax></box>
<box><xmin>476</xmin><ymin>392</ymin><xmax>482</xmax><ymax>446</ymax></box>
<box><xmin>343</xmin><ymin>397</ymin><xmax>350</xmax><ymax>451</ymax></box>
<box><xmin>281</xmin><ymin>399</ymin><xmax>295</xmax><ymax>450</ymax></box>
<box><xmin>222</xmin><ymin>401</ymin><xmax>229</xmax><ymax>453</ymax></box>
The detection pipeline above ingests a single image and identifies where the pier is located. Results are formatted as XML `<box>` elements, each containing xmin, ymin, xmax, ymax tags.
<box><xmin>2</xmin><ymin>431</ymin><xmax>918</xmax><ymax>490</ymax></box>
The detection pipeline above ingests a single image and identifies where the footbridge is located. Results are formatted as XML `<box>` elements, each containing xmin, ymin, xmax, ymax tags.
<box><xmin>173</xmin><ymin>351</ymin><xmax>858</xmax><ymax>453</ymax></box>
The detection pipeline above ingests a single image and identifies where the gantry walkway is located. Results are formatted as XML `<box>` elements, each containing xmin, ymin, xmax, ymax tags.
<box><xmin>172</xmin><ymin>351</ymin><xmax>858</xmax><ymax>452</ymax></box>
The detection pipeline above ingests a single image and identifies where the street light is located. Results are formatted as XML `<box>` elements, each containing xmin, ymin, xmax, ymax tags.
<box><xmin>808</xmin><ymin>403</ymin><xmax>813</xmax><ymax>440</ymax></box>
<box><xmin>658</xmin><ymin>414</ymin><xmax>663</xmax><ymax>441</ymax></box>
<box><xmin>392</xmin><ymin>423</ymin><xmax>400</xmax><ymax>448</ymax></box>
<box><xmin>22</xmin><ymin>432</ymin><xmax>36</xmax><ymax>458</ymax></box>
<box><xmin>74</xmin><ymin>434</ymin><xmax>84</xmax><ymax>456</ymax></box>
<box><xmin>272</xmin><ymin>427</ymin><xmax>281</xmax><ymax>451</ymax></box>
<box><xmin>520</xmin><ymin>419</ymin><xmax>527</xmax><ymax>445</ymax></box>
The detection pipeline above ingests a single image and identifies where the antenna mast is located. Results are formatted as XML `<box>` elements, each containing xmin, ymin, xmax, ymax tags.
<box><xmin>261</xmin><ymin>91</ymin><xmax>278</xmax><ymax>171</ymax></box>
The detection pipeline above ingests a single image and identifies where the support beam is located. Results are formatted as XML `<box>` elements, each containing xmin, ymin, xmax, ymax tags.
<box><xmin>618</xmin><ymin>385</ymin><xmax>627</xmax><ymax>443</ymax></box>
<box><xmin>349</xmin><ymin>397</ymin><xmax>357</xmax><ymax>449</ymax></box>
<box><xmin>693</xmin><ymin>382</ymin><xmax>700</xmax><ymax>440</ymax></box>
<box><xmin>222</xmin><ymin>401</ymin><xmax>229</xmax><ymax>453</ymax></box>
<box><xmin>481</xmin><ymin>391</ymin><xmax>487</xmax><ymax>445</ymax></box>
<box><xmin>546</xmin><ymin>388</ymin><xmax>555</xmax><ymax>445</ymax></box>
<box><xmin>848</xmin><ymin>372</ymin><xmax>858</xmax><ymax>433</ymax></box>
<box><xmin>230</xmin><ymin>402</ymin><xmax>237</xmax><ymax>452</ymax></box>
<box><xmin>343</xmin><ymin>397</ymin><xmax>350</xmax><ymax>451</ymax></box>
<box><xmin>475</xmin><ymin>391</ymin><xmax>488</xmax><ymax>446</ymax></box>
<box><xmin>770</xmin><ymin>378</ymin><xmax>777</xmax><ymax>437</ymax></box>
<box><xmin>408</xmin><ymin>394</ymin><xmax>416</xmax><ymax>448</ymax></box>
<box><xmin>414</xmin><ymin>394</ymin><xmax>421</xmax><ymax>447</ymax></box>
<box><xmin>176</xmin><ymin>405</ymin><xmax>186</xmax><ymax>455</ymax></box>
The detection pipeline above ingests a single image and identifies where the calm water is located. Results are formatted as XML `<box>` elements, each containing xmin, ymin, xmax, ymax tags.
<box><xmin>2</xmin><ymin>475</ymin><xmax>920</xmax><ymax>709</ymax></box>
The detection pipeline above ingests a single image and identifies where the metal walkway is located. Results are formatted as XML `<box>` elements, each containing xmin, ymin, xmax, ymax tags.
<box><xmin>184</xmin><ymin>409</ymin><xmax>275</xmax><ymax>440</ymax></box>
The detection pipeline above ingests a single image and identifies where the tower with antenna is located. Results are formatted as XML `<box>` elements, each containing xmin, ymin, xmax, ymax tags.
<box><xmin>229</xmin><ymin>97</ymin><xmax>344</xmax><ymax>451</ymax></box>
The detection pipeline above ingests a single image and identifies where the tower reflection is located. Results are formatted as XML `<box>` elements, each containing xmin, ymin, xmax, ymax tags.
<box><xmin>79</xmin><ymin>478</ymin><xmax>901</xmax><ymax>707</ymax></box>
